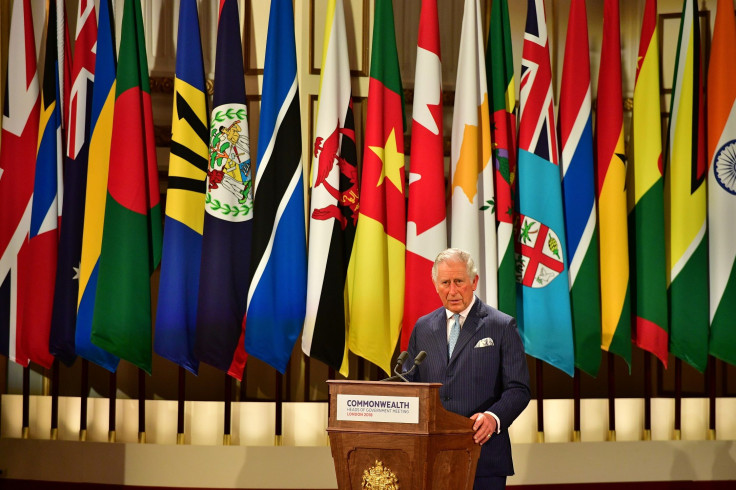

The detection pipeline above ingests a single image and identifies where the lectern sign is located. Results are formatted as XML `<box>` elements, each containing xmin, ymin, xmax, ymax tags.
<box><xmin>336</xmin><ymin>394</ymin><xmax>419</xmax><ymax>423</ymax></box>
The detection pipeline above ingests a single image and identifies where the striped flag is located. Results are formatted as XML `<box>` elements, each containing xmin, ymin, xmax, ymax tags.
<box><xmin>244</xmin><ymin>0</ymin><xmax>306</xmax><ymax>374</ymax></box>
<box><xmin>517</xmin><ymin>0</ymin><xmax>574</xmax><ymax>376</ymax></box>
<box><xmin>707</xmin><ymin>0</ymin><xmax>736</xmax><ymax>367</ymax></box>
<box><xmin>665</xmin><ymin>0</ymin><xmax>708</xmax><ymax>372</ymax></box>
<box><xmin>596</xmin><ymin>0</ymin><xmax>631</xmax><ymax>368</ymax></box>
<box><xmin>50</xmin><ymin>0</ymin><xmax>97</xmax><ymax>366</ymax></box>
<box><xmin>559</xmin><ymin>0</ymin><xmax>601</xmax><ymax>377</ymax></box>
<box><xmin>154</xmin><ymin>0</ymin><xmax>208</xmax><ymax>374</ymax></box>
<box><xmin>301</xmin><ymin>0</ymin><xmax>359</xmax><ymax>375</ymax></box>
<box><xmin>486</xmin><ymin>0</ymin><xmax>517</xmax><ymax>317</ymax></box>
<box><xmin>628</xmin><ymin>0</ymin><xmax>668</xmax><ymax>367</ymax></box>
<box><xmin>194</xmin><ymin>0</ymin><xmax>250</xmax><ymax>380</ymax></box>
<box><xmin>24</xmin><ymin>0</ymin><xmax>65</xmax><ymax>369</ymax></box>
<box><xmin>90</xmin><ymin>0</ymin><xmax>163</xmax><ymax>374</ymax></box>
<box><xmin>75</xmin><ymin>0</ymin><xmax>119</xmax><ymax>371</ymax></box>
<box><xmin>402</xmin><ymin>0</ymin><xmax>445</xmax><ymax>351</ymax></box>
<box><xmin>450</xmin><ymin>0</ymin><xmax>496</xmax><ymax>306</ymax></box>
<box><xmin>0</xmin><ymin>0</ymin><xmax>40</xmax><ymax>366</ymax></box>
<box><xmin>346</xmin><ymin>0</ymin><xmax>406</xmax><ymax>375</ymax></box>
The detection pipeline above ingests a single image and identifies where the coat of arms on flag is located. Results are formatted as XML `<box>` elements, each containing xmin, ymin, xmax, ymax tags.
<box><xmin>207</xmin><ymin>103</ymin><xmax>252</xmax><ymax>218</ymax></box>
<box><xmin>516</xmin><ymin>214</ymin><xmax>564</xmax><ymax>288</ymax></box>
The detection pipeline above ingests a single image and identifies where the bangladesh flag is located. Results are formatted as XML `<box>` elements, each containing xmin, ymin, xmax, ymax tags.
<box><xmin>90</xmin><ymin>0</ymin><xmax>162</xmax><ymax>374</ymax></box>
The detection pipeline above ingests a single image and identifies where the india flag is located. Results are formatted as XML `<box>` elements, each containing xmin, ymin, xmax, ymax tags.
<box><xmin>707</xmin><ymin>0</ymin><xmax>736</xmax><ymax>367</ymax></box>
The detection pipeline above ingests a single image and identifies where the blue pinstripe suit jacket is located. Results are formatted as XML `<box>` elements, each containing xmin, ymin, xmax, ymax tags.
<box><xmin>406</xmin><ymin>297</ymin><xmax>531</xmax><ymax>477</ymax></box>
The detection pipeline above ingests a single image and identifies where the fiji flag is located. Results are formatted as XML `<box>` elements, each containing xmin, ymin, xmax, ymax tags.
<box><xmin>245</xmin><ymin>0</ymin><xmax>306</xmax><ymax>374</ymax></box>
<box><xmin>50</xmin><ymin>0</ymin><xmax>97</xmax><ymax>366</ymax></box>
<box><xmin>517</xmin><ymin>0</ymin><xmax>574</xmax><ymax>376</ymax></box>
<box><xmin>154</xmin><ymin>0</ymin><xmax>208</xmax><ymax>374</ymax></box>
<box><xmin>194</xmin><ymin>0</ymin><xmax>251</xmax><ymax>380</ymax></box>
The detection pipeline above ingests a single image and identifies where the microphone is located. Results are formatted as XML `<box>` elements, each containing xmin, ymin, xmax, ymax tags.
<box><xmin>381</xmin><ymin>351</ymin><xmax>411</xmax><ymax>381</ymax></box>
<box><xmin>402</xmin><ymin>351</ymin><xmax>427</xmax><ymax>379</ymax></box>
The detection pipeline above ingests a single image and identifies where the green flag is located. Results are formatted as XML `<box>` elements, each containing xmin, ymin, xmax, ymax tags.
<box><xmin>91</xmin><ymin>0</ymin><xmax>162</xmax><ymax>374</ymax></box>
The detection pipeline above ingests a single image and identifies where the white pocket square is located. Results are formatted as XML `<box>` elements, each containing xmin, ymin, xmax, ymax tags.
<box><xmin>474</xmin><ymin>337</ymin><xmax>494</xmax><ymax>348</ymax></box>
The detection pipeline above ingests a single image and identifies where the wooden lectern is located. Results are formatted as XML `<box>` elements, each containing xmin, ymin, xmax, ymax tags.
<box><xmin>327</xmin><ymin>380</ymin><xmax>481</xmax><ymax>489</ymax></box>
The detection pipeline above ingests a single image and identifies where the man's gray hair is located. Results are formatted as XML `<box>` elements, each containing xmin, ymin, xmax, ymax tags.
<box><xmin>431</xmin><ymin>248</ymin><xmax>478</xmax><ymax>282</ymax></box>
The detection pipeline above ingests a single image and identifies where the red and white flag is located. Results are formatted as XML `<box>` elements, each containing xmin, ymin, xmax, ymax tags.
<box><xmin>402</xmin><ymin>0</ymin><xmax>445</xmax><ymax>350</ymax></box>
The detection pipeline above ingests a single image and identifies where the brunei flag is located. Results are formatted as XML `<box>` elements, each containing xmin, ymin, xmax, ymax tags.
<box><xmin>450</xmin><ymin>0</ymin><xmax>496</xmax><ymax>306</ymax></box>
<box><xmin>517</xmin><ymin>0</ymin><xmax>574</xmax><ymax>376</ymax></box>
<box><xmin>628</xmin><ymin>0</ymin><xmax>668</xmax><ymax>367</ymax></box>
<box><xmin>245</xmin><ymin>0</ymin><xmax>306</xmax><ymax>374</ymax></box>
<box><xmin>559</xmin><ymin>0</ymin><xmax>601</xmax><ymax>377</ymax></box>
<box><xmin>302</xmin><ymin>0</ymin><xmax>359</xmax><ymax>375</ymax></box>
<box><xmin>665</xmin><ymin>0</ymin><xmax>708</xmax><ymax>372</ymax></box>
<box><xmin>23</xmin><ymin>0</ymin><xmax>64</xmax><ymax>369</ymax></box>
<box><xmin>596</xmin><ymin>0</ymin><xmax>631</xmax><ymax>369</ymax></box>
<box><xmin>708</xmin><ymin>0</ymin><xmax>736</xmax><ymax>367</ymax></box>
<box><xmin>0</xmin><ymin>0</ymin><xmax>39</xmax><ymax>366</ymax></box>
<box><xmin>194</xmin><ymin>0</ymin><xmax>250</xmax><ymax>380</ymax></box>
<box><xmin>154</xmin><ymin>0</ymin><xmax>208</xmax><ymax>374</ymax></box>
<box><xmin>347</xmin><ymin>0</ymin><xmax>406</xmax><ymax>375</ymax></box>
<box><xmin>50</xmin><ymin>0</ymin><xmax>97</xmax><ymax>366</ymax></box>
<box><xmin>486</xmin><ymin>0</ymin><xmax>517</xmax><ymax>317</ymax></box>
<box><xmin>76</xmin><ymin>0</ymin><xmax>119</xmax><ymax>371</ymax></box>
<box><xmin>90</xmin><ymin>0</ymin><xmax>163</xmax><ymax>374</ymax></box>
<box><xmin>403</xmin><ymin>0</ymin><xmax>445</xmax><ymax>351</ymax></box>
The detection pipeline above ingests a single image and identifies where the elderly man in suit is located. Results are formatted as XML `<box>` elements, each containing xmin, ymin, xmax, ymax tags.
<box><xmin>406</xmin><ymin>248</ymin><xmax>531</xmax><ymax>490</ymax></box>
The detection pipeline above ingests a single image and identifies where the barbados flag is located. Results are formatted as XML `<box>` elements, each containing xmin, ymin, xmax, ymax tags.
<box><xmin>154</xmin><ymin>0</ymin><xmax>208</xmax><ymax>375</ymax></box>
<box><xmin>76</xmin><ymin>0</ymin><xmax>118</xmax><ymax>371</ymax></box>
<box><xmin>245</xmin><ymin>0</ymin><xmax>306</xmax><ymax>374</ymax></box>
<box><xmin>517</xmin><ymin>0</ymin><xmax>574</xmax><ymax>376</ymax></box>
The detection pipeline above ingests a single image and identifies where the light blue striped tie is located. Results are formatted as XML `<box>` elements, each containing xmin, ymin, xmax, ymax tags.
<box><xmin>448</xmin><ymin>313</ymin><xmax>460</xmax><ymax>358</ymax></box>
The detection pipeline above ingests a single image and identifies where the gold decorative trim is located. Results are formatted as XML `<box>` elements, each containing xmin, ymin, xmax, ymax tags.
<box><xmin>309</xmin><ymin>0</ymin><xmax>371</xmax><ymax>77</ymax></box>
<box><xmin>362</xmin><ymin>460</ymin><xmax>399</xmax><ymax>489</ymax></box>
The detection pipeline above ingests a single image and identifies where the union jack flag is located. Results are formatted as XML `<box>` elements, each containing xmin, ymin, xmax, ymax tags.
<box><xmin>518</xmin><ymin>0</ymin><xmax>558</xmax><ymax>165</ymax></box>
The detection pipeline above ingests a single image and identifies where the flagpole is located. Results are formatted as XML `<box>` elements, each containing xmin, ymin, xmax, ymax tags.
<box><xmin>50</xmin><ymin>359</ymin><xmax>59</xmax><ymax>440</ymax></box>
<box><xmin>275</xmin><ymin>371</ymin><xmax>283</xmax><ymax>446</ymax></box>
<box><xmin>303</xmin><ymin>354</ymin><xmax>311</xmax><ymax>402</ymax></box>
<box><xmin>607</xmin><ymin>352</ymin><xmax>616</xmax><ymax>441</ymax></box>
<box><xmin>22</xmin><ymin>366</ymin><xmax>30</xmax><ymax>439</ymax></box>
<box><xmin>707</xmin><ymin>356</ymin><xmax>716</xmax><ymax>440</ymax></box>
<box><xmin>177</xmin><ymin>366</ymin><xmax>185</xmax><ymax>444</ymax></box>
<box><xmin>223</xmin><ymin>374</ymin><xmax>232</xmax><ymax>445</ymax></box>
<box><xmin>108</xmin><ymin>371</ymin><xmax>116</xmax><ymax>442</ymax></box>
<box><xmin>573</xmin><ymin>368</ymin><xmax>580</xmax><ymax>442</ymax></box>
<box><xmin>674</xmin><ymin>358</ymin><xmax>682</xmax><ymax>440</ymax></box>
<box><xmin>79</xmin><ymin>359</ymin><xmax>89</xmax><ymax>441</ymax></box>
<box><xmin>643</xmin><ymin>352</ymin><xmax>652</xmax><ymax>440</ymax></box>
<box><xmin>535</xmin><ymin>360</ymin><xmax>544</xmax><ymax>443</ymax></box>
<box><xmin>138</xmin><ymin>368</ymin><xmax>146</xmax><ymax>443</ymax></box>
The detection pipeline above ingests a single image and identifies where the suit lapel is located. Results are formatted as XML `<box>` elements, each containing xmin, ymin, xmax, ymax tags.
<box><xmin>448</xmin><ymin>298</ymin><xmax>485</xmax><ymax>364</ymax></box>
<box><xmin>429</xmin><ymin>310</ymin><xmax>449</xmax><ymax>367</ymax></box>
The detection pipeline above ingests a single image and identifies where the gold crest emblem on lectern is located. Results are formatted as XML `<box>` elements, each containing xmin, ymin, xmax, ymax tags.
<box><xmin>361</xmin><ymin>460</ymin><xmax>399</xmax><ymax>489</ymax></box>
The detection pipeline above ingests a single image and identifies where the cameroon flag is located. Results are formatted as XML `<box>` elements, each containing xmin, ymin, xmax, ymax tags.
<box><xmin>347</xmin><ymin>0</ymin><xmax>405</xmax><ymax>375</ymax></box>
<box><xmin>90</xmin><ymin>0</ymin><xmax>162</xmax><ymax>374</ymax></box>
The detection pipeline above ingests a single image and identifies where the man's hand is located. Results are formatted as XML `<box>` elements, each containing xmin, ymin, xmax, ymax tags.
<box><xmin>470</xmin><ymin>412</ymin><xmax>497</xmax><ymax>445</ymax></box>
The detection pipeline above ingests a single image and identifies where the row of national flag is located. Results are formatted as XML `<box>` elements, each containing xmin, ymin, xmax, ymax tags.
<box><xmin>2</xmin><ymin>0</ymin><xmax>735</xmax><ymax>382</ymax></box>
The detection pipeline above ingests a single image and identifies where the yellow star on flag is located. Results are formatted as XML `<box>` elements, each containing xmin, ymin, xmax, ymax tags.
<box><xmin>370</xmin><ymin>128</ymin><xmax>404</xmax><ymax>191</ymax></box>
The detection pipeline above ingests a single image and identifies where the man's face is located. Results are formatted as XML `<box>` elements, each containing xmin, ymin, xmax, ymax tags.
<box><xmin>434</xmin><ymin>259</ymin><xmax>479</xmax><ymax>313</ymax></box>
